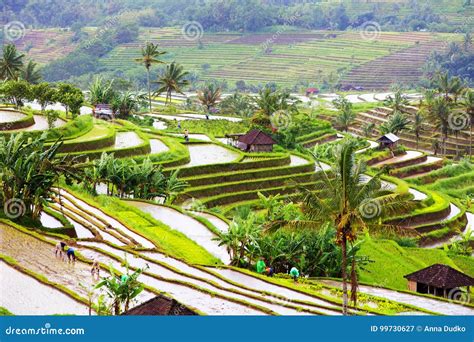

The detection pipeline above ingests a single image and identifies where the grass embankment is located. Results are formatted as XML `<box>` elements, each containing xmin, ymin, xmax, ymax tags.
<box><xmin>163</xmin><ymin>117</ymin><xmax>248</xmax><ymax>137</ymax></box>
<box><xmin>358</xmin><ymin>238</ymin><xmax>474</xmax><ymax>290</ymax></box>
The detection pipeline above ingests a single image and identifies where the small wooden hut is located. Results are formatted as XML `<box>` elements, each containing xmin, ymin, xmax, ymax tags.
<box><xmin>122</xmin><ymin>295</ymin><xmax>198</xmax><ymax>316</ymax></box>
<box><xmin>377</xmin><ymin>133</ymin><xmax>399</xmax><ymax>149</ymax></box>
<box><xmin>404</xmin><ymin>264</ymin><xmax>474</xmax><ymax>298</ymax></box>
<box><xmin>237</xmin><ymin>129</ymin><xmax>276</xmax><ymax>152</ymax></box>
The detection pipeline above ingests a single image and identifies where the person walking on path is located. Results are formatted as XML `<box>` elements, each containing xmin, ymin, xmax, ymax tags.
<box><xmin>290</xmin><ymin>266</ymin><xmax>300</xmax><ymax>283</ymax></box>
<box><xmin>184</xmin><ymin>129</ymin><xmax>189</xmax><ymax>142</ymax></box>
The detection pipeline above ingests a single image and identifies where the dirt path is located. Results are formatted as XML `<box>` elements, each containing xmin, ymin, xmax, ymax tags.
<box><xmin>319</xmin><ymin>279</ymin><xmax>474</xmax><ymax>316</ymax></box>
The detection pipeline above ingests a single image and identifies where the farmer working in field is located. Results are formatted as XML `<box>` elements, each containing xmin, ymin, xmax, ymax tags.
<box><xmin>66</xmin><ymin>246</ymin><xmax>76</xmax><ymax>264</ymax></box>
<box><xmin>290</xmin><ymin>266</ymin><xmax>300</xmax><ymax>283</ymax></box>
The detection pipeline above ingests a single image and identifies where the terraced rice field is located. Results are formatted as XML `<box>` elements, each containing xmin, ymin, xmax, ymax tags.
<box><xmin>14</xmin><ymin>29</ymin><xmax>77</xmax><ymax>64</ymax></box>
<box><xmin>100</xmin><ymin>27</ymin><xmax>454</xmax><ymax>88</ymax></box>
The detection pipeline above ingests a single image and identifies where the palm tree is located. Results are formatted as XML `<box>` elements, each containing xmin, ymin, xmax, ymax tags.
<box><xmin>435</xmin><ymin>72</ymin><xmax>465</xmax><ymax>103</ymax></box>
<box><xmin>268</xmin><ymin>141</ymin><xmax>412</xmax><ymax>314</ymax></box>
<box><xmin>254</xmin><ymin>87</ymin><xmax>298</xmax><ymax>116</ymax></box>
<box><xmin>384</xmin><ymin>91</ymin><xmax>409</xmax><ymax>115</ymax></box>
<box><xmin>20</xmin><ymin>60</ymin><xmax>42</xmax><ymax>84</ymax></box>
<box><xmin>197</xmin><ymin>83</ymin><xmax>221</xmax><ymax>113</ymax></box>
<box><xmin>135</xmin><ymin>42</ymin><xmax>166</xmax><ymax>113</ymax></box>
<box><xmin>411</xmin><ymin>111</ymin><xmax>425</xmax><ymax>150</ymax></box>
<box><xmin>153</xmin><ymin>62</ymin><xmax>189</xmax><ymax>105</ymax></box>
<box><xmin>380</xmin><ymin>111</ymin><xmax>410</xmax><ymax>135</ymax></box>
<box><xmin>425</xmin><ymin>97</ymin><xmax>451</xmax><ymax>155</ymax></box>
<box><xmin>0</xmin><ymin>44</ymin><xmax>24</xmax><ymax>80</ymax></box>
<box><xmin>335</xmin><ymin>107</ymin><xmax>356</xmax><ymax>132</ymax></box>
<box><xmin>361</xmin><ymin>122</ymin><xmax>375</xmax><ymax>138</ymax></box>
<box><xmin>462</xmin><ymin>90</ymin><xmax>474</xmax><ymax>156</ymax></box>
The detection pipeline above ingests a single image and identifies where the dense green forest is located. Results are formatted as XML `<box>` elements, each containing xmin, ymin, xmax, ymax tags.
<box><xmin>2</xmin><ymin>0</ymin><xmax>473</xmax><ymax>33</ymax></box>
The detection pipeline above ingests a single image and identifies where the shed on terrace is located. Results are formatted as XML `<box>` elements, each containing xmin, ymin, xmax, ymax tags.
<box><xmin>123</xmin><ymin>295</ymin><xmax>198</xmax><ymax>316</ymax></box>
<box><xmin>237</xmin><ymin>129</ymin><xmax>276</xmax><ymax>152</ymax></box>
<box><xmin>377</xmin><ymin>133</ymin><xmax>399</xmax><ymax>149</ymax></box>
<box><xmin>404</xmin><ymin>264</ymin><xmax>474</xmax><ymax>299</ymax></box>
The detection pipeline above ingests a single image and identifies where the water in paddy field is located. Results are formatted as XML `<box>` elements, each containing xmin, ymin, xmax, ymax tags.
<box><xmin>124</xmin><ymin>201</ymin><xmax>231</xmax><ymax>264</ymax></box>
<box><xmin>0</xmin><ymin>262</ymin><xmax>89</xmax><ymax>315</ymax></box>
<box><xmin>39</xmin><ymin>212</ymin><xmax>63</xmax><ymax>228</ymax></box>
<box><xmin>186</xmin><ymin>144</ymin><xmax>240</xmax><ymax>167</ymax></box>
<box><xmin>149</xmin><ymin>139</ymin><xmax>170</xmax><ymax>154</ymax></box>
<box><xmin>0</xmin><ymin>110</ymin><xmax>27</xmax><ymax>122</ymax></box>
<box><xmin>112</xmin><ymin>132</ymin><xmax>143</xmax><ymax>149</ymax></box>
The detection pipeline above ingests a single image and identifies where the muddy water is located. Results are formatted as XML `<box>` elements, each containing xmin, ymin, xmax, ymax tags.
<box><xmin>17</xmin><ymin>115</ymin><xmax>66</xmax><ymax>131</ymax></box>
<box><xmin>0</xmin><ymin>262</ymin><xmax>89</xmax><ymax>315</ymax></box>
<box><xmin>290</xmin><ymin>155</ymin><xmax>309</xmax><ymax>166</ymax></box>
<box><xmin>0</xmin><ymin>110</ymin><xmax>27</xmax><ymax>122</ymax></box>
<box><xmin>113</xmin><ymin>132</ymin><xmax>143</xmax><ymax>149</ymax></box>
<box><xmin>186</xmin><ymin>144</ymin><xmax>240</xmax><ymax>167</ymax></box>
<box><xmin>209</xmin><ymin>268</ymin><xmax>342</xmax><ymax>315</ymax></box>
<box><xmin>125</xmin><ymin>201</ymin><xmax>230</xmax><ymax>263</ymax></box>
<box><xmin>0</xmin><ymin>223</ymin><xmax>99</xmax><ymax>299</ymax></box>
<box><xmin>39</xmin><ymin>212</ymin><xmax>62</xmax><ymax>228</ymax></box>
<box><xmin>78</xmin><ymin>242</ymin><xmax>307</xmax><ymax>315</ymax></box>
<box><xmin>0</xmin><ymin>223</ymin><xmax>153</xmax><ymax>312</ymax></box>
<box><xmin>149</xmin><ymin>139</ymin><xmax>169</xmax><ymax>154</ymax></box>
<box><xmin>56</xmin><ymin>189</ymin><xmax>155</xmax><ymax>248</ymax></box>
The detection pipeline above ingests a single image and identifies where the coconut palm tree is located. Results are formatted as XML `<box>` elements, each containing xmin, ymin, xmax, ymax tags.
<box><xmin>435</xmin><ymin>72</ymin><xmax>465</xmax><ymax>103</ymax></box>
<box><xmin>197</xmin><ymin>83</ymin><xmax>221</xmax><ymax>113</ymax></box>
<box><xmin>335</xmin><ymin>107</ymin><xmax>356</xmax><ymax>132</ymax></box>
<box><xmin>425</xmin><ymin>97</ymin><xmax>451</xmax><ymax>155</ymax></box>
<box><xmin>267</xmin><ymin>141</ymin><xmax>412</xmax><ymax>314</ymax></box>
<box><xmin>135</xmin><ymin>42</ymin><xmax>166</xmax><ymax>113</ymax></box>
<box><xmin>384</xmin><ymin>91</ymin><xmax>409</xmax><ymax>115</ymax></box>
<box><xmin>462</xmin><ymin>90</ymin><xmax>474</xmax><ymax>157</ymax></box>
<box><xmin>380</xmin><ymin>111</ymin><xmax>411</xmax><ymax>135</ymax></box>
<box><xmin>153</xmin><ymin>62</ymin><xmax>189</xmax><ymax>105</ymax></box>
<box><xmin>411</xmin><ymin>111</ymin><xmax>425</xmax><ymax>150</ymax></box>
<box><xmin>361</xmin><ymin>122</ymin><xmax>375</xmax><ymax>138</ymax></box>
<box><xmin>0</xmin><ymin>44</ymin><xmax>24</xmax><ymax>80</ymax></box>
<box><xmin>20</xmin><ymin>60</ymin><xmax>42</xmax><ymax>84</ymax></box>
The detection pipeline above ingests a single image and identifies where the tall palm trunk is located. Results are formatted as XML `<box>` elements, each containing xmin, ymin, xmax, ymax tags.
<box><xmin>470</xmin><ymin>120</ymin><xmax>472</xmax><ymax>157</ymax></box>
<box><xmin>341</xmin><ymin>234</ymin><xmax>348</xmax><ymax>315</ymax></box>
<box><xmin>147</xmin><ymin>67</ymin><xmax>152</xmax><ymax>113</ymax></box>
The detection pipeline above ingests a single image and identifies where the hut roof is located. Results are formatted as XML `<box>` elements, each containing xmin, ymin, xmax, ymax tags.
<box><xmin>238</xmin><ymin>129</ymin><xmax>276</xmax><ymax>145</ymax></box>
<box><xmin>377</xmin><ymin>133</ymin><xmax>399</xmax><ymax>143</ymax></box>
<box><xmin>122</xmin><ymin>295</ymin><xmax>197</xmax><ymax>316</ymax></box>
<box><xmin>404</xmin><ymin>264</ymin><xmax>474</xmax><ymax>289</ymax></box>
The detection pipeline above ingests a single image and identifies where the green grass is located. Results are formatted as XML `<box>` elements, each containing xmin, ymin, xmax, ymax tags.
<box><xmin>163</xmin><ymin>117</ymin><xmax>248</xmax><ymax>137</ymax></box>
<box><xmin>0</xmin><ymin>307</ymin><xmax>13</xmax><ymax>316</ymax></box>
<box><xmin>358</xmin><ymin>238</ymin><xmax>474</xmax><ymax>290</ymax></box>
